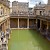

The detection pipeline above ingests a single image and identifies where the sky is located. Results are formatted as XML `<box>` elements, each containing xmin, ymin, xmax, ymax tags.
<box><xmin>9</xmin><ymin>0</ymin><xmax>48</xmax><ymax>7</ymax></box>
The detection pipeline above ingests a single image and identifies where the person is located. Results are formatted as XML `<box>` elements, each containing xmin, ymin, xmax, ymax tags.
<box><xmin>6</xmin><ymin>30</ymin><xmax>9</xmax><ymax>39</ymax></box>
<box><xmin>1</xmin><ymin>31</ymin><xmax>4</xmax><ymax>42</ymax></box>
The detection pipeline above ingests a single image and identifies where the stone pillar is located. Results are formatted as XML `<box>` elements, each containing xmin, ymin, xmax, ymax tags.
<box><xmin>7</xmin><ymin>19</ymin><xmax>9</xmax><ymax>28</ymax></box>
<box><xmin>40</xmin><ymin>20</ymin><xmax>42</xmax><ymax>33</ymax></box>
<box><xmin>36</xmin><ymin>19</ymin><xmax>37</xmax><ymax>30</ymax></box>
<box><xmin>9</xmin><ymin>19</ymin><xmax>10</xmax><ymax>28</ymax></box>
<box><xmin>2</xmin><ymin>24</ymin><xmax>4</xmax><ymax>32</ymax></box>
<box><xmin>27</xmin><ymin>19</ymin><xmax>29</xmax><ymax>28</ymax></box>
<box><xmin>18</xmin><ymin>18</ymin><xmax>19</xmax><ymax>28</ymax></box>
<box><xmin>46</xmin><ymin>21</ymin><xmax>49</xmax><ymax>35</ymax></box>
<box><xmin>4</xmin><ymin>22</ymin><xmax>6</xmax><ymax>35</ymax></box>
<box><xmin>7</xmin><ymin>18</ymin><xmax>10</xmax><ymax>28</ymax></box>
<box><xmin>5</xmin><ymin>20</ymin><xmax>7</xmax><ymax>29</ymax></box>
<box><xmin>2</xmin><ymin>23</ymin><xmax>5</xmax><ymax>33</ymax></box>
<box><xmin>4</xmin><ymin>23</ymin><xmax>5</xmax><ymax>32</ymax></box>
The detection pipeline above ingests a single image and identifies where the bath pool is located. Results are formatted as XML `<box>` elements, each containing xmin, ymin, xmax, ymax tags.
<box><xmin>8</xmin><ymin>30</ymin><xmax>50</xmax><ymax>50</ymax></box>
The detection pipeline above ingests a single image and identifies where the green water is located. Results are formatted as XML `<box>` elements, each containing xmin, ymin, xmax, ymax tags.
<box><xmin>8</xmin><ymin>30</ymin><xmax>50</xmax><ymax>50</ymax></box>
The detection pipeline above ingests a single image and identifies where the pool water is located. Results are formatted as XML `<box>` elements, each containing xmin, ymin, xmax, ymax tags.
<box><xmin>8</xmin><ymin>30</ymin><xmax>50</xmax><ymax>50</ymax></box>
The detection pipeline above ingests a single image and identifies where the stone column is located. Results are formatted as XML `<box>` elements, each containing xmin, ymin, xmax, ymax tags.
<box><xmin>8</xmin><ymin>18</ymin><xmax>10</xmax><ymax>28</ymax></box>
<box><xmin>40</xmin><ymin>20</ymin><xmax>42</xmax><ymax>33</ymax></box>
<box><xmin>36</xmin><ymin>19</ymin><xmax>37</xmax><ymax>30</ymax></box>
<box><xmin>9</xmin><ymin>19</ymin><xmax>10</xmax><ymax>28</ymax></box>
<box><xmin>6</xmin><ymin>19</ymin><xmax>10</xmax><ymax>29</ymax></box>
<box><xmin>18</xmin><ymin>18</ymin><xmax>19</xmax><ymax>28</ymax></box>
<box><xmin>4</xmin><ymin>22</ymin><xmax>6</xmax><ymax>35</ymax></box>
<box><xmin>2</xmin><ymin>23</ymin><xmax>5</xmax><ymax>33</ymax></box>
<box><xmin>27</xmin><ymin>18</ymin><xmax>29</xmax><ymax>29</ymax></box>
<box><xmin>7</xmin><ymin>19</ymin><xmax>9</xmax><ymax>28</ymax></box>
<box><xmin>2</xmin><ymin>24</ymin><xmax>4</xmax><ymax>32</ymax></box>
<box><xmin>5</xmin><ymin>20</ymin><xmax>8</xmax><ymax>29</ymax></box>
<box><xmin>46</xmin><ymin>21</ymin><xmax>49</xmax><ymax>35</ymax></box>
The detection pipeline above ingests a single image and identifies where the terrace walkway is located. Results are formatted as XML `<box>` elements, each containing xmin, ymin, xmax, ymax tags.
<box><xmin>8</xmin><ymin>30</ymin><xmax>50</xmax><ymax>50</ymax></box>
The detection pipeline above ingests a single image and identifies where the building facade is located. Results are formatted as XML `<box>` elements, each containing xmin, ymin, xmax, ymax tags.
<box><xmin>0</xmin><ymin>0</ymin><xmax>50</xmax><ymax>50</ymax></box>
<box><xmin>12</xmin><ymin>1</ymin><xmax>29</xmax><ymax>14</ymax></box>
<box><xmin>34</xmin><ymin>4</ymin><xmax>46</xmax><ymax>15</ymax></box>
<box><xmin>0</xmin><ymin>0</ymin><xmax>10</xmax><ymax>50</ymax></box>
<box><xmin>48</xmin><ymin>0</ymin><xmax>50</xmax><ymax>5</ymax></box>
<box><xmin>10</xmin><ymin>1</ymin><xmax>35</xmax><ymax>29</ymax></box>
<box><xmin>34</xmin><ymin>0</ymin><xmax>50</xmax><ymax>41</ymax></box>
<box><xmin>10</xmin><ymin>0</ymin><xmax>50</xmax><ymax>41</ymax></box>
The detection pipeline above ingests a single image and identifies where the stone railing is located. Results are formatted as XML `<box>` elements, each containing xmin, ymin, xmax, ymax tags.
<box><xmin>10</xmin><ymin>13</ymin><xmax>36</xmax><ymax>18</ymax></box>
<box><xmin>36</xmin><ymin>14</ymin><xmax>50</xmax><ymax>20</ymax></box>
